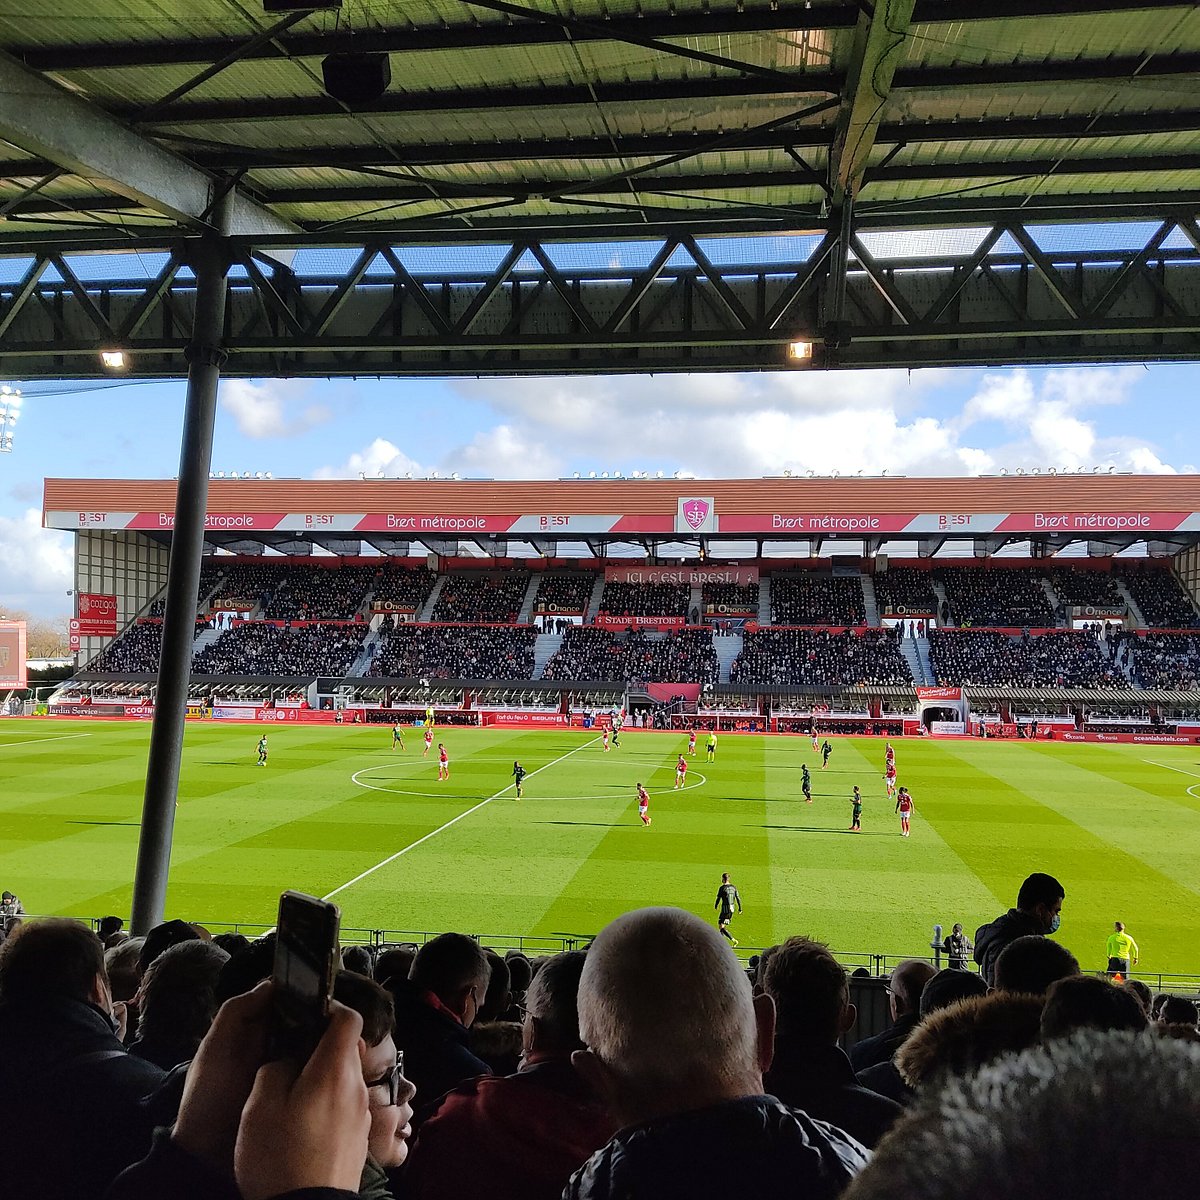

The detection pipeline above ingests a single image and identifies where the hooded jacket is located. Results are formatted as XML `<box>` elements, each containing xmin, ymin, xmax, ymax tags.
<box><xmin>973</xmin><ymin>909</ymin><xmax>1045</xmax><ymax>986</ymax></box>
<box><xmin>564</xmin><ymin>1094</ymin><xmax>867</xmax><ymax>1200</ymax></box>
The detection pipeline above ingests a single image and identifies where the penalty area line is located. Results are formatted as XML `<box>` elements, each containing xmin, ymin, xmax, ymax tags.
<box><xmin>1142</xmin><ymin>760</ymin><xmax>1200</xmax><ymax>780</ymax></box>
<box><xmin>321</xmin><ymin>735</ymin><xmax>602</xmax><ymax>904</ymax></box>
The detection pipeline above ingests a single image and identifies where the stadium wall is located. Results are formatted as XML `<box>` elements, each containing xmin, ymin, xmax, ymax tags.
<box><xmin>74</xmin><ymin>530</ymin><xmax>169</xmax><ymax>661</ymax></box>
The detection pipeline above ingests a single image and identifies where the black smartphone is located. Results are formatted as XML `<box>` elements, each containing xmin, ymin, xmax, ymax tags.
<box><xmin>270</xmin><ymin>890</ymin><xmax>341</xmax><ymax>1062</ymax></box>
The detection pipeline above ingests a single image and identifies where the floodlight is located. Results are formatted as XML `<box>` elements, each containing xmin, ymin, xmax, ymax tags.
<box><xmin>656</xmin><ymin>470</ymin><xmax>664</xmax><ymax>479</ymax></box>
<box><xmin>788</xmin><ymin>339</ymin><xmax>814</xmax><ymax>362</ymax></box>
<box><xmin>100</xmin><ymin>350</ymin><xmax>127</xmax><ymax>370</ymax></box>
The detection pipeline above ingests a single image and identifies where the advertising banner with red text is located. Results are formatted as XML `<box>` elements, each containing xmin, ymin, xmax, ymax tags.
<box><xmin>593</xmin><ymin>613</ymin><xmax>688</xmax><ymax>630</ymax></box>
<box><xmin>481</xmin><ymin>711</ymin><xmax>569</xmax><ymax>727</ymax></box>
<box><xmin>916</xmin><ymin>686</ymin><xmax>962</xmax><ymax>702</ymax></box>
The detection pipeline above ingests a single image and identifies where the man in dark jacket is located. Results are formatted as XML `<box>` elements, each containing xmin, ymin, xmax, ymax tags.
<box><xmin>567</xmin><ymin>908</ymin><xmax>867</xmax><ymax>1200</ymax></box>
<box><xmin>388</xmin><ymin>932</ymin><xmax>492</xmax><ymax>1113</ymax></box>
<box><xmin>405</xmin><ymin>951</ymin><xmax>615</xmax><ymax>1200</ymax></box>
<box><xmin>0</xmin><ymin>918</ymin><xmax>166</xmax><ymax>1200</ymax></box>
<box><xmin>760</xmin><ymin>936</ymin><xmax>901</xmax><ymax>1148</ymax></box>
<box><xmin>848</xmin><ymin>958</ymin><xmax>935</xmax><ymax>1074</ymax></box>
<box><xmin>974</xmin><ymin>872</ymin><xmax>1065</xmax><ymax>986</ymax></box>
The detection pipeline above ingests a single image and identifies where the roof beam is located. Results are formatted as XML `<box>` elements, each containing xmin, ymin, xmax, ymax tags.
<box><xmin>128</xmin><ymin>54</ymin><xmax>1200</xmax><ymax>128</ymax></box>
<box><xmin>123</xmin><ymin>109</ymin><xmax>1200</xmax><ymax>174</ymax></box>
<box><xmin>828</xmin><ymin>0</ymin><xmax>917</xmax><ymax>206</ymax></box>
<box><xmin>0</xmin><ymin>49</ymin><xmax>297</xmax><ymax>237</ymax></box>
<box><xmin>15</xmin><ymin>1</ymin><xmax>1183</xmax><ymax>71</ymax></box>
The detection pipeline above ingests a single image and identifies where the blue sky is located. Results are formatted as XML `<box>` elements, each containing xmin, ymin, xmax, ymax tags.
<box><xmin>1</xmin><ymin>362</ymin><xmax>1197</xmax><ymax>619</ymax></box>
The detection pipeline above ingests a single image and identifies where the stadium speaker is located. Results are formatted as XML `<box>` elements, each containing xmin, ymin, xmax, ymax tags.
<box><xmin>877</xmin><ymin>553</ymin><xmax>889</xmax><ymax>572</ymax></box>
<box><xmin>426</xmin><ymin>554</ymin><xmax>439</xmax><ymax>570</ymax></box>
<box><xmin>322</xmin><ymin>52</ymin><xmax>391</xmax><ymax>105</ymax></box>
<box><xmin>264</xmin><ymin>1</ymin><xmax>340</xmax><ymax>9</ymax></box>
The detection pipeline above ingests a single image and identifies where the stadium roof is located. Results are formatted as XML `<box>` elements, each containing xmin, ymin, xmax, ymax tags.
<box><xmin>3</xmin><ymin>3</ymin><xmax>1200</xmax><ymax>374</ymax></box>
<box><xmin>45</xmin><ymin>473</ymin><xmax>1200</xmax><ymax>555</ymax></box>
<box><xmin>2</xmin><ymin>1</ymin><xmax>1198</xmax><ymax>240</ymax></box>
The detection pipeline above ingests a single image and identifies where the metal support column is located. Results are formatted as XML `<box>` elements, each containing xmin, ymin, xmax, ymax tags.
<box><xmin>130</xmin><ymin>208</ymin><xmax>231</xmax><ymax>934</ymax></box>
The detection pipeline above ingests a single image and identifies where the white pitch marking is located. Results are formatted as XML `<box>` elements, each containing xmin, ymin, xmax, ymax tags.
<box><xmin>0</xmin><ymin>733</ymin><xmax>93</xmax><ymax>748</ymax></box>
<box><xmin>351</xmin><ymin>765</ymin><xmax>708</xmax><ymax>800</ymax></box>
<box><xmin>1143</xmin><ymin>759</ymin><xmax>1200</xmax><ymax>780</ymax></box>
<box><xmin>323</xmin><ymin>736</ymin><xmax>603</xmax><ymax>902</ymax></box>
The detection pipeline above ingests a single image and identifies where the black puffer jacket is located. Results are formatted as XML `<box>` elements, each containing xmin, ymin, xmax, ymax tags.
<box><xmin>974</xmin><ymin>909</ymin><xmax>1045</xmax><ymax>986</ymax></box>
<box><xmin>564</xmin><ymin>1094</ymin><xmax>868</xmax><ymax>1200</ymax></box>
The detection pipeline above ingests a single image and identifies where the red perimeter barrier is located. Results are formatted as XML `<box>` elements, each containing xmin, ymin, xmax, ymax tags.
<box><xmin>1058</xmin><ymin>731</ymin><xmax>1200</xmax><ymax>745</ymax></box>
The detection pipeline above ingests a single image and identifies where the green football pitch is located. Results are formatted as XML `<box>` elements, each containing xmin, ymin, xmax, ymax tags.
<box><xmin>3</xmin><ymin>719</ymin><xmax>1200</xmax><ymax>976</ymax></box>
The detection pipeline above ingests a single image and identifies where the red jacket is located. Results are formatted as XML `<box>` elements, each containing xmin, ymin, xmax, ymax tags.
<box><xmin>403</xmin><ymin>1057</ymin><xmax>615</xmax><ymax>1200</ymax></box>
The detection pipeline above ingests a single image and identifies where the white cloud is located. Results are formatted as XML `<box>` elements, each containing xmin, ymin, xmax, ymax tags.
<box><xmin>0</xmin><ymin>508</ymin><xmax>72</xmax><ymax>618</ymax></box>
<box><xmin>220</xmin><ymin>379</ymin><xmax>331</xmax><ymax>439</ymax></box>
<box><xmin>314</xmin><ymin>437</ymin><xmax>424</xmax><ymax>479</ymax></box>
<box><xmin>322</xmin><ymin>365</ymin><xmax>1183</xmax><ymax>483</ymax></box>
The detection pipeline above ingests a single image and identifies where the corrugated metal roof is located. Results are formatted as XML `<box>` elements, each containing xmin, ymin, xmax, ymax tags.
<box><xmin>1</xmin><ymin>1</ymin><xmax>1199</xmax><ymax>236</ymax></box>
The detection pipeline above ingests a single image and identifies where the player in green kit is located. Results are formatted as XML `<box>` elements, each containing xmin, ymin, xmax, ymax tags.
<box><xmin>849</xmin><ymin>785</ymin><xmax>862</xmax><ymax>831</ymax></box>
<box><xmin>256</xmin><ymin>734</ymin><xmax>268</xmax><ymax>766</ymax></box>
<box><xmin>801</xmin><ymin>763</ymin><xmax>812</xmax><ymax>803</ymax></box>
<box><xmin>512</xmin><ymin>760</ymin><xmax>526</xmax><ymax>799</ymax></box>
<box><xmin>391</xmin><ymin>722</ymin><xmax>405</xmax><ymax>751</ymax></box>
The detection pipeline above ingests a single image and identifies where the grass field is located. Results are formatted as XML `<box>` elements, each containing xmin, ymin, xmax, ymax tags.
<box><xmin>3</xmin><ymin>718</ymin><xmax>1200</xmax><ymax>976</ymax></box>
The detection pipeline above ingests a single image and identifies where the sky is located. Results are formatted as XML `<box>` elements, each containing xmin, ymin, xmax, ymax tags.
<box><xmin>1</xmin><ymin>362</ymin><xmax>1198</xmax><ymax>619</ymax></box>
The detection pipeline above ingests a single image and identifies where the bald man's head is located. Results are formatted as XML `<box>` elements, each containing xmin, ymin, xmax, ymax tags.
<box><xmin>576</xmin><ymin>908</ymin><xmax>770</xmax><ymax>1124</ymax></box>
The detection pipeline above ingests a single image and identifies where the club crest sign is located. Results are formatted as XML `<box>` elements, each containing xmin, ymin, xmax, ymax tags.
<box><xmin>677</xmin><ymin>496</ymin><xmax>717</xmax><ymax>534</ymax></box>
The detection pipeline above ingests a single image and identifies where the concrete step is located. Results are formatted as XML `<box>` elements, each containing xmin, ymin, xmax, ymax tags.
<box><xmin>861</xmin><ymin>575</ymin><xmax>880</xmax><ymax>627</ymax></box>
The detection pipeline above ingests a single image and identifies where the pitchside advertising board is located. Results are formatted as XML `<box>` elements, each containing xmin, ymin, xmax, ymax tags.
<box><xmin>0</xmin><ymin>621</ymin><xmax>27</xmax><ymax>689</ymax></box>
<box><xmin>47</xmin><ymin>505</ymin><xmax>1200</xmax><ymax>536</ymax></box>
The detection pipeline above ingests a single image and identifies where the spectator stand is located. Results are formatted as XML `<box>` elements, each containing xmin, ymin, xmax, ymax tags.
<box><xmin>731</xmin><ymin>627</ymin><xmax>912</xmax><ymax>688</ymax></box>
<box><xmin>531</xmin><ymin>572</ymin><xmax>593</xmax><ymax>628</ymax></box>
<box><xmin>1116</xmin><ymin>565</ymin><xmax>1200</xmax><ymax>628</ymax></box>
<box><xmin>770</xmin><ymin>574</ymin><xmax>866</xmax><ymax>625</ymax></box>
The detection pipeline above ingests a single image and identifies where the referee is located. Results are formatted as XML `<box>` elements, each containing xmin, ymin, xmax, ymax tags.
<box><xmin>1106</xmin><ymin>921</ymin><xmax>1139</xmax><ymax>976</ymax></box>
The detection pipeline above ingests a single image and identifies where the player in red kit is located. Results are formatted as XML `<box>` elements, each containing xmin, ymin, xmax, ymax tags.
<box><xmin>885</xmin><ymin>741</ymin><xmax>896</xmax><ymax>770</ymax></box>
<box><xmin>423</xmin><ymin>727</ymin><xmax>434</xmax><ymax>758</ymax></box>
<box><xmin>895</xmin><ymin>786</ymin><xmax>914</xmax><ymax>837</ymax></box>
<box><xmin>674</xmin><ymin>754</ymin><xmax>688</xmax><ymax>789</ymax></box>
<box><xmin>437</xmin><ymin>742</ymin><xmax>449</xmax><ymax>781</ymax></box>
<box><xmin>688</xmin><ymin>729</ymin><xmax>697</xmax><ymax>757</ymax></box>
<box><xmin>884</xmin><ymin>762</ymin><xmax>898</xmax><ymax>798</ymax></box>
<box><xmin>637</xmin><ymin>782</ymin><xmax>651</xmax><ymax>826</ymax></box>
<box><xmin>602</xmin><ymin>727</ymin><xmax>610</xmax><ymax>752</ymax></box>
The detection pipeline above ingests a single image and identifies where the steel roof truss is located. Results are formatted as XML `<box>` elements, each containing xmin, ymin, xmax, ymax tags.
<box><xmin>0</xmin><ymin>255</ymin><xmax>52</xmax><ymax>341</ymax></box>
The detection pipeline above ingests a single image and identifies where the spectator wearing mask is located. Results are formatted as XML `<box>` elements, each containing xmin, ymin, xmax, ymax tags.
<box><xmin>0</xmin><ymin>919</ymin><xmax>166</xmax><ymax>1200</ymax></box>
<box><xmin>566</xmin><ymin>908</ymin><xmax>867</xmax><ymax>1200</ymax></box>
<box><xmin>405</xmin><ymin>951</ymin><xmax>616</xmax><ymax>1200</ymax></box>
<box><xmin>388</xmin><ymin>933</ymin><xmax>493</xmax><ymax>1111</ymax></box>
<box><xmin>848</xmin><ymin>959</ymin><xmax>936</xmax><ymax>1073</ymax></box>
<box><xmin>974</xmin><ymin>872</ymin><xmax>1065</xmax><ymax>986</ymax></box>
<box><xmin>760</xmin><ymin>936</ymin><xmax>902</xmax><ymax>1148</ymax></box>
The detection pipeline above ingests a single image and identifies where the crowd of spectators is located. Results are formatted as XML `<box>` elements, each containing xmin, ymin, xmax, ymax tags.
<box><xmin>433</xmin><ymin>573</ymin><xmax>530</xmax><ymax>623</ymax></box>
<box><xmin>929</xmin><ymin>629</ymin><xmax>1128</xmax><ymax>688</ymax></box>
<box><xmin>770</xmin><ymin>576</ymin><xmax>866</xmax><ymax>625</ymax></box>
<box><xmin>371</xmin><ymin>624</ymin><xmax>537</xmax><ymax>681</ymax></box>
<box><xmin>261</xmin><ymin>566</ymin><xmax>374</xmax><ymax>621</ymax></box>
<box><xmin>533</xmin><ymin>574</ymin><xmax>594</xmax><ymax>614</ymax></box>
<box><xmin>205</xmin><ymin>563</ymin><xmax>289</xmax><ymax>613</ymax></box>
<box><xmin>90</xmin><ymin>621</ymin><xmax>166</xmax><ymax>672</ymax></box>
<box><xmin>871</xmin><ymin>568</ymin><xmax>938</xmax><ymax>616</ymax></box>
<box><xmin>731</xmin><ymin>627</ymin><xmax>912</xmax><ymax>687</ymax></box>
<box><xmin>935</xmin><ymin>567</ymin><xmax>1054</xmax><ymax>627</ymax></box>
<box><xmin>6</xmin><ymin>870</ymin><xmax>1200</xmax><ymax>1200</ymax></box>
<box><xmin>1046</xmin><ymin>568</ymin><xmax>1125</xmax><ymax>611</ymax></box>
<box><xmin>702</xmin><ymin>581</ymin><xmax>759</xmax><ymax>614</ymax></box>
<box><xmin>542</xmin><ymin>626</ymin><xmax>718</xmax><ymax>683</ymax></box>
<box><xmin>193</xmin><ymin>622</ymin><xmax>368</xmax><ymax>676</ymax></box>
<box><xmin>596</xmin><ymin>581</ymin><xmax>690</xmax><ymax>619</ymax></box>
<box><xmin>1118</xmin><ymin>568</ymin><xmax>1199</xmax><ymax>627</ymax></box>
<box><xmin>1125</xmin><ymin>633</ymin><xmax>1200</xmax><ymax>689</ymax></box>
<box><xmin>370</xmin><ymin>564</ymin><xmax>439</xmax><ymax>613</ymax></box>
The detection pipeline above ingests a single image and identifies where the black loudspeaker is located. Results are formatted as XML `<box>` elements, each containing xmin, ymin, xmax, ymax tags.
<box><xmin>322</xmin><ymin>52</ymin><xmax>391</xmax><ymax>104</ymax></box>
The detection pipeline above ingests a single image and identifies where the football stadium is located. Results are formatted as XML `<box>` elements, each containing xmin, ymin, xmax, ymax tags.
<box><xmin>4</xmin><ymin>2</ymin><xmax>1200</xmax><ymax>1197</ymax></box>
